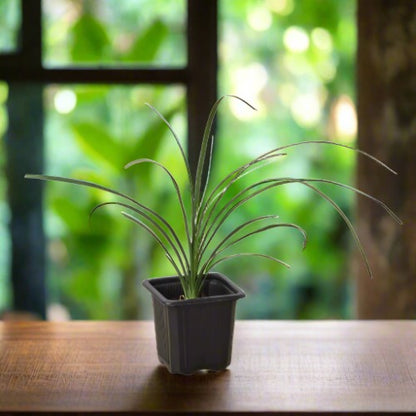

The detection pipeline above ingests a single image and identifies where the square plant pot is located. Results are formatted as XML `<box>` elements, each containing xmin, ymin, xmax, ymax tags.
<box><xmin>143</xmin><ymin>272</ymin><xmax>245</xmax><ymax>375</ymax></box>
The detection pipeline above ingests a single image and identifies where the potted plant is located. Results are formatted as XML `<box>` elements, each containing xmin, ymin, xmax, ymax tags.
<box><xmin>26</xmin><ymin>95</ymin><xmax>401</xmax><ymax>375</ymax></box>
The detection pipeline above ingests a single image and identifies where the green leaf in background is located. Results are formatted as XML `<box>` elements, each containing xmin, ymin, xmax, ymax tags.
<box><xmin>51</xmin><ymin>196</ymin><xmax>87</xmax><ymax>233</ymax></box>
<box><xmin>0</xmin><ymin>0</ymin><xmax>20</xmax><ymax>52</ymax></box>
<box><xmin>131</xmin><ymin>107</ymin><xmax>177</xmax><ymax>158</ymax></box>
<box><xmin>71</xmin><ymin>122</ymin><xmax>125</xmax><ymax>171</ymax></box>
<box><xmin>65</xmin><ymin>270</ymin><xmax>104</xmax><ymax>319</ymax></box>
<box><xmin>123</xmin><ymin>107</ymin><xmax>180</xmax><ymax>185</ymax></box>
<box><xmin>124</xmin><ymin>20</ymin><xmax>168</xmax><ymax>63</ymax></box>
<box><xmin>70</xmin><ymin>14</ymin><xmax>110</xmax><ymax>63</ymax></box>
<box><xmin>33</xmin><ymin>0</ymin><xmax>358</xmax><ymax>319</ymax></box>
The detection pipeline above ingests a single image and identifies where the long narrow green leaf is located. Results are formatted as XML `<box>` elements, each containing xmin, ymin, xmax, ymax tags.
<box><xmin>145</xmin><ymin>103</ymin><xmax>193</xmax><ymax>193</ymax></box>
<box><xmin>121</xmin><ymin>211</ymin><xmax>185</xmax><ymax>280</ymax></box>
<box><xmin>25</xmin><ymin>174</ymin><xmax>140</xmax><ymax>205</ymax></box>
<box><xmin>197</xmin><ymin>152</ymin><xmax>287</xmax><ymax>243</ymax></box>
<box><xmin>197</xmin><ymin>252</ymin><xmax>291</xmax><ymax>296</ymax></box>
<box><xmin>224</xmin><ymin>223</ymin><xmax>307</xmax><ymax>253</ymax></box>
<box><xmin>200</xmin><ymin>152</ymin><xmax>285</xmax><ymax>215</ymax></box>
<box><xmin>200</xmin><ymin>180</ymin><xmax>291</xmax><ymax>258</ymax></box>
<box><xmin>299</xmin><ymin>182</ymin><xmax>373</xmax><ymax>279</ymax></box>
<box><xmin>24</xmin><ymin>174</ymin><xmax>185</xmax><ymax>260</ymax></box>
<box><xmin>26</xmin><ymin>99</ymin><xmax>400</xmax><ymax>298</ymax></box>
<box><xmin>200</xmin><ymin>138</ymin><xmax>397</xmax><ymax>238</ymax></box>
<box><xmin>298</xmin><ymin>178</ymin><xmax>403</xmax><ymax>225</ymax></box>
<box><xmin>198</xmin><ymin>137</ymin><xmax>398</xmax><ymax>249</ymax></box>
<box><xmin>238</xmin><ymin>176</ymin><xmax>402</xmax><ymax>225</ymax></box>
<box><xmin>203</xmin><ymin>176</ymin><xmax>388</xmax><ymax>279</ymax></box>
<box><xmin>124</xmin><ymin>158</ymin><xmax>192</xmax><ymax>244</ymax></box>
<box><xmin>196</xmin><ymin>134</ymin><xmax>215</xmax><ymax>220</ymax></box>
<box><xmin>194</xmin><ymin>95</ymin><xmax>257</xmax><ymax>205</ymax></box>
<box><xmin>201</xmin><ymin>173</ymin><xmax>401</xmax><ymax>261</ymax></box>
<box><xmin>265</xmin><ymin>140</ymin><xmax>398</xmax><ymax>175</ymax></box>
<box><xmin>201</xmin><ymin>223</ymin><xmax>307</xmax><ymax>274</ymax></box>
<box><xmin>204</xmin><ymin>252</ymin><xmax>291</xmax><ymax>274</ymax></box>
<box><xmin>197</xmin><ymin>214</ymin><xmax>280</xmax><ymax>264</ymax></box>
<box><xmin>203</xmin><ymin>152</ymin><xmax>286</xmax><ymax>217</ymax></box>
<box><xmin>90</xmin><ymin>201</ymin><xmax>188</xmax><ymax>275</ymax></box>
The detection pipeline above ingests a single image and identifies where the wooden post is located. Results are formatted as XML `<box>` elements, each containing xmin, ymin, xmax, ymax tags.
<box><xmin>186</xmin><ymin>0</ymin><xmax>218</xmax><ymax>179</ymax></box>
<box><xmin>356</xmin><ymin>0</ymin><xmax>416</xmax><ymax>318</ymax></box>
<box><xmin>6</xmin><ymin>83</ymin><xmax>46</xmax><ymax>319</ymax></box>
<box><xmin>4</xmin><ymin>0</ymin><xmax>46</xmax><ymax>318</ymax></box>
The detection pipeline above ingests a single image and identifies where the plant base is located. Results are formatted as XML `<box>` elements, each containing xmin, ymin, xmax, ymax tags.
<box><xmin>143</xmin><ymin>272</ymin><xmax>245</xmax><ymax>375</ymax></box>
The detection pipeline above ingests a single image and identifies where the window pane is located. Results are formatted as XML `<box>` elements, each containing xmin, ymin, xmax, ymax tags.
<box><xmin>0</xmin><ymin>0</ymin><xmax>21</xmax><ymax>53</ymax></box>
<box><xmin>44</xmin><ymin>85</ymin><xmax>186</xmax><ymax>319</ymax></box>
<box><xmin>42</xmin><ymin>0</ymin><xmax>186</xmax><ymax>67</ymax></box>
<box><xmin>218</xmin><ymin>0</ymin><xmax>356</xmax><ymax>319</ymax></box>
<box><xmin>0</xmin><ymin>82</ymin><xmax>11</xmax><ymax>312</ymax></box>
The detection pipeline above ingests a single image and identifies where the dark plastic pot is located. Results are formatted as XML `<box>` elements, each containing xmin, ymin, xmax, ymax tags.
<box><xmin>143</xmin><ymin>272</ymin><xmax>245</xmax><ymax>375</ymax></box>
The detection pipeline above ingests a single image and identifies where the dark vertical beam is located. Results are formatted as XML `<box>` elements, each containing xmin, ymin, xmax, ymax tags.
<box><xmin>5</xmin><ymin>0</ymin><xmax>46</xmax><ymax>318</ymax></box>
<box><xmin>186</xmin><ymin>0</ymin><xmax>218</xmax><ymax>179</ymax></box>
<box><xmin>355</xmin><ymin>0</ymin><xmax>416</xmax><ymax>318</ymax></box>
<box><xmin>6</xmin><ymin>83</ymin><xmax>46</xmax><ymax>319</ymax></box>
<box><xmin>20</xmin><ymin>0</ymin><xmax>42</xmax><ymax>65</ymax></box>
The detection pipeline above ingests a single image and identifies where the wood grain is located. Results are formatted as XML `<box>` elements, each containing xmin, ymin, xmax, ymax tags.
<box><xmin>0</xmin><ymin>321</ymin><xmax>415</xmax><ymax>414</ymax></box>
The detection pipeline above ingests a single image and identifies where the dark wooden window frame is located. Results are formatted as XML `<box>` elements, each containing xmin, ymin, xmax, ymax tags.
<box><xmin>0</xmin><ymin>0</ymin><xmax>218</xmax><ymax>318</ymax></box>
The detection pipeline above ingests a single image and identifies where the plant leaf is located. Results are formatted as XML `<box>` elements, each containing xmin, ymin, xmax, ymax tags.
<box><xmin>299</xmin><ymin>182</ymin><xmax>374</xmax><ymax>279</ymax></box>
<box><xmin>145</xmin><ymin>103</ymin><xmax>193</xmax><ymax>193</ymax></box>
<box><xmin>203</xmin><ymin>175</ymin><xmax>385</xmax><ymax>279</ymax></box>
<box><xmin>121</xmin><ymin>211</ymin><xmax>185</xmax><ymax>279</ymax></box>
<box><xmin>90</xmin><ymin>201</ymin><xmax>188</xmax><ymax>274</ymax></box>
<box><xmin>202</xmin><ymin>223</ymin><xmax>307</xmax><ymax>274</ymax></box>
<box><xmin>24</xmin><ymin>174</ymin><xmax>184</xmax><ymax>261</ymax></box>
<box><xmin>131</xmin><ymin>107</ymin><xmax>178</xmax><ymax>161</ymax></box>
<box><xmin>123</xmin><ymin>20</ymin><xmax>168</xmax><ymax>62</ymax></box>
<box><xmin>198</xmin><ymin>152</ymin><xmax>287</xmax><ymax>242</ymax></box>
<box><xmin>194</xmin><ymin>95</ymin><xmax>256</xmax><ymax>205</ymax></box>
<box><xmin>71</xmin><ymin>122</ymin><xmax>124</xmax><ymax>171</ymax></box>
<box><xmin>70</xmin><ymin>14</ymin><xmax>110</xmax><ymax>63</ymax></box>
<box><xmin>299</xmin><ymin>178</ymin><xmax>403</xmax><ymax>224</ymax></box>
<box><xmin>267</xmin><ymin>140</ymin><xmax>398</xmax><ymax>175</ymax></box>
<box><xmin>200</xmin><ymin>214</ymin><xmax>280</xmax><ymax>259</ymax></box>
<box><xmin>196</xmin><ymin>134</ymin><xmax>215</xmax><ymax>219</ymax></box>
<box><xmin>124</xmin><ymin>158</ymin><xmax>191</xmax><ymax>244</ymax></box>
<box><xmin>205</xmin><ymin>252</ymin><xmax>291</xmax><ymax>274</ymax></box>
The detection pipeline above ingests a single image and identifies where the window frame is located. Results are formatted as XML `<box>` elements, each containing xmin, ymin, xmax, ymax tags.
<box><xmin>0</xmin><ymin>0</ymin><xmax>218</xmax><ymax>163</ymax></box>
<box><xmin>0</xmin><ymin>0</ymin><xmax>218</xmax><ymax>318</ymax></box>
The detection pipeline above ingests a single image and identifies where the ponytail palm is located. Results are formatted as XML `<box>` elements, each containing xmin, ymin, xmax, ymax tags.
<box><xmin>26</xmin><ymin>95</ymin><xmax>402</xmax><ymax>299</ymax></box>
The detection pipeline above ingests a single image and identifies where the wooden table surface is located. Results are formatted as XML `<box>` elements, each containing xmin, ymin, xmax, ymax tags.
<box><xmin>0</xmin><ymin>321</ymin><xmax>415</xmax><ymax>415</ymax></box>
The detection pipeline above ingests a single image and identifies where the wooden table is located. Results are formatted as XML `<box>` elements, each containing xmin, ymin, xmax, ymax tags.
<box><xmin>0</xmin><ymin>321</ymin><xmax>415</xmax><ymax>415</ymax></box>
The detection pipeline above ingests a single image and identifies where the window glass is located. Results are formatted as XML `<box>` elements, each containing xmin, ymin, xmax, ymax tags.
<box><xmin>0</xmin><ymin>0</ymin><xmax>21</xmax><ymax>53</ymax></box>
<box><xmin>42</xmin><ymin>0</ymin><xmax>186</xmax><ymax>67</ymax></box>
<box><xmin>217</xmin><ymin>0</ymin><xmax>356</xmax><ymax>318</ymax></box>
<box><xmin>0</xmin><ymin>82</ymin><xmax>11</xmax><ymax>312</ymax></box>
<box><xmin>44</xmin><ymin>84</ymin><xmax>185</xmax><ymax>319</ymax></box>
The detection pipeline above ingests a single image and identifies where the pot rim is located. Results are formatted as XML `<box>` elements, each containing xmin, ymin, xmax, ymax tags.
<box><xmin>142</xmin><ymin>272</ymin><xmax>245</xmax><ymax>307</ymax></box>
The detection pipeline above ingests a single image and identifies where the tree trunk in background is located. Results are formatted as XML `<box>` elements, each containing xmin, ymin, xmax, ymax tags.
<box><xmin>6</xmin><ymin>83</ymin><xmax>46</xmax><ymax>319</ymax></box>
<box><xmin>356</xmin><ymin>1</ymin><xmax>416</xmax><ymax>318</ymax></box>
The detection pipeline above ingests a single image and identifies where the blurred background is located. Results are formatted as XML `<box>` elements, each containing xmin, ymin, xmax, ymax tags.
<box><xmin>0</xmin><ymin>0</ymin><xmax>412</xmax><ymax>320</ymax></box>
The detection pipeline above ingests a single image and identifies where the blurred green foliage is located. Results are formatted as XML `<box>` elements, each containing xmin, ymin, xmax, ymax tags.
<box><xmin>0</xmin><ymin>0</ymin><xmax>357</xmax><ymax>319</ymax></box>
<box><xmin>43</xmin><ymin>0</ymin><xmax>185</xmax><ymax>66</ymax></box>
<box><xmin>0</xmin><ymin>0</ymin><xmax>20</xmax><ymax>52</ymax></box>
<box><xmin>45</xmin><ymin>84</ymin><xmax>185</xmax><ymax>319</ymax></box>
<box><xmin>217</xmin><ymin>0</ymin><xmax>356</xmax><ymax>318</ymax></box>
